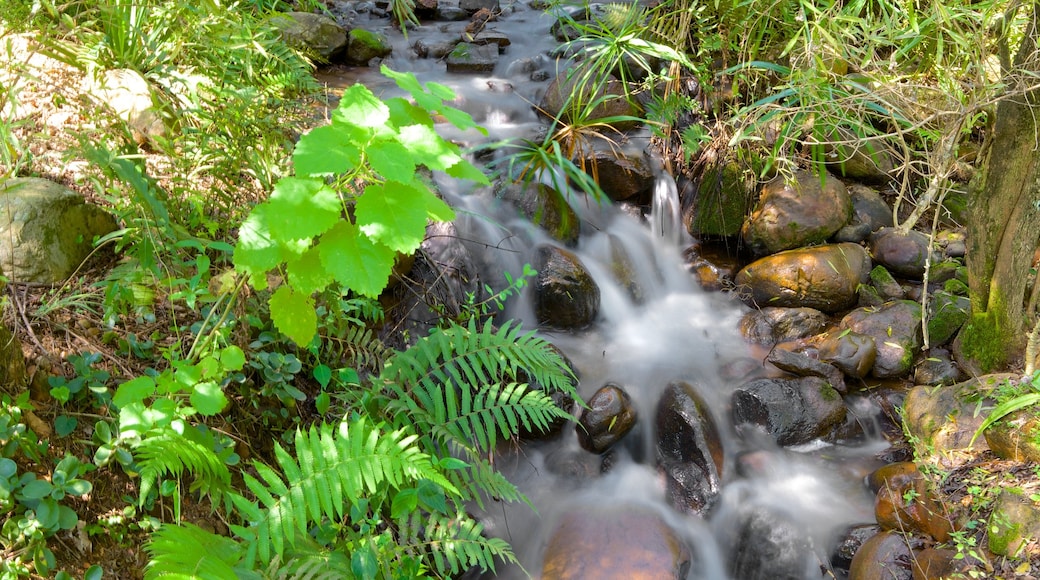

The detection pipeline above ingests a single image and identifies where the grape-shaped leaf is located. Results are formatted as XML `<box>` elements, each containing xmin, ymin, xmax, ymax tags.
<box><xmin>386</xmin><ymin>97</ymin><xmax>433</xmax><ymax>128</ymax></box>
<box><xmin>334</xmin><ymin>83</ymin><xmax>390</xmax><ymax>130</ymax></box>
<box><xmin>113</xmin><ymin>376</ymin><xmax>156</xmax><ymax>408</ymax></box>
<box><xmin>367</xmin><ymin>138</ymin><xmax>415</xmax><ymax>183</ymax></box>
<box><xmin>220</xmin><ymin>346</ymin><xmax>246</xmax><ymax>371</ymax></box>
<box><xmin>381</xmin><ymin>65</ymin><xmax>486</xmax><ymax>134</ymax></box>
<box><xmin>191</xmin><ymin>381</ymin><xmax>228</xmax><ymax>416</ymax></box>
<box><xmin>267</xmin><ymin>177</ymin><xmax>342</xmax><ymax>241</ymax></box>
<box><xmin>287</xmin><ymin>246</ymin><xmax>333</xmax><ymax>295</ymax></box>
<box><xmin>269</xmin><ymin>285</ymin><xmax>318</xmax><ymax>346</ymax></box>
<box><xmin>356</xmin><ymin>181</ymin><xmax>440</xmax><ymax>253</ymax></box>
<box><xmin>446</xmin><ymin>158</ymin><xmax>491</xmax><ymax>185</ymax></box>
<box><xmin>318</xmin><ymin>220</ymin><xmax>396</xmax><ymax>297</ymax></box>
<box><xmin>396</xmin><ymin>124</ymin><xmax>461</xmax><ymax>171</ymax></box>
<box><xmin>234</xmin><ymin>207</ymin><xmax>283</xmax><ymax>288</ymax></box>
<box><xmin>293</xmin><ymin>123</ymin><xmax>363</xmax><ymax>176</ymax></box>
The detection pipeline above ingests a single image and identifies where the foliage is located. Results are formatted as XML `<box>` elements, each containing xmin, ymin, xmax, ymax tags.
<box><xmin>971</xmin><ymin>371</ymin><xmax>1040</xmax><ymax>446</ymax></box>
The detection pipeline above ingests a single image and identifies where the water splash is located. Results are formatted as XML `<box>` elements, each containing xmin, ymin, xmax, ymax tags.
<box><xmin>651</xmin><ymin>170</ymin><xmax>683</xmax><ymax>247</ymax></box>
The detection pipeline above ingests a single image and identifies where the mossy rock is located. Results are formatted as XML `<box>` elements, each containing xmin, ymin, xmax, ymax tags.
<box><xmin>927</xmin><ymin>290</ymin><xmax>970</xmax><ymax>347</ymax></box>
<box><xmin>683</xmin><ymin>161</ymin><xmax>754</xmax><ymax>237</ymax></box>
<box><xmin>346</xmin><ymin>28</ymin><xmax>392</xmax><ymax>65</ymax></box>
<box><xmin>988</xmin><ymin>491</ymin><xmax>1040</xmax><ymax>557</ymax></box>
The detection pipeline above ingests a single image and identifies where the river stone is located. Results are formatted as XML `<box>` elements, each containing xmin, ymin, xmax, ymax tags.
<box><xmin>0</xmin><ymin>178</ymin><xmax>118</xmax><ymax>284</ymax></box>
<box><xmin>874</xmin><ymin>475</ymin><xmax>952</xmax><ymax>542</ymax></box>
<box><xmin>584</xmin><ymin>147</ymin><xmax>654</xmax><ymax>202</ymax></box>
<box><xmin>269</xmin><ymin>12</ymin><xmax>347</xmax><ymax>61</ymax></box>
<box><xmin>460</xmin><ymin>0</ymin><xmax>499</xmax><ymax>12</ymax></box>
<box><xmin>727</xmin><ymin>507</ymin><xmax>830</xmax><ymax>580</ymax></box>
<box><xmin>739</xmin><ymin>307</ymin><xmax>830</xmax><ymax>345</ymax></box>
<box><xmin>682</xmin><ymin>241</ymin><xmax>741</xmax><ymax>292</ymax></box>
<box><xmin>869</xmin><ymin>265</ymin><xmax>904</xmax><ymax>300</ymax></box>
<box><xmin>766</xmin><ymin>348</ymin><xmax>846</xmax><ymax>393</ymax></box>
<box><xmin>607</xmin><ymin>235</ymin><xmax>645</xmax><ymax>303</ymax></box>
<box><xmin>984</xmin><ymin>409</ymin><xmax>1040</xmax><ymax>463</ymax></box>
<box><xmin>535</xmin><ymin>245</ymin><xmax>600</xmax><ymax>329</ymax></box>
<box><xmin>912</xmin><ymin>547</ymin><xmax>973</xmax><ymax>579</ymax></box>
<box><xmin>445</xmin><ymin>42</ymin><xmax>498</xmax><ymax>73</ymax></box>
<box><xmin>466</xmin><ymin>31</ymin><xmax>511</xmax><ymax>52</ymax></box>
<box><xmin>731</xmin><ymin>376</ymin><xmax>846</xmax><ymax>446</ymax></box>
<box><xmin>413</xmin><ymin>38</ymin><xmax>458</xmax><ymax>59</ymax></box>
<box><xmin>988</xmin><ymin>490</ymin><xmax>1040</xmax><ymax>557</ymax></box>
<box><xmin>912</xmin><ymin>348</ymin><xmax>962</xmax><ymax>387</ymax></box>
<box><xmin>831</xmin><ymin>524</ymin><xmax>880</xmax><ymax>574</ymax></box>
<box><xmin>655</xmin><ymin>381</ymin><xmax>723</xmax><ymax>515</ymax></box>
<box><xmin>680</xmin><ymin>162</ymin><xmax>756</xmax><ymax>237</ymax></box>
<box><xmin>840</xmin><ymin>300</ymin><xmax>922</xmax><ymax>378</ymax></box>
<box><xmin>577</xmin><ymin>383</ymin><xmax>637</xmax><ymax>453</ymax></box>
<box><xmin>849</xmin><ymin>184</ymin><xmax>894</xmax><ymax>230</ymax></box>
<box><xmin>868</xmin><ymin>227</ymin><xmax>937</xmax><ymax>280</ymax></box>
<box><xmin>926</xmin><ymin>290</ymin><xmax>969</xmax><ymax>347</ymax></box>
<box><xmin>823</xmin><ymin>134</ymin><xmax>896</xmax><ymax>184</ymax></box>
<box><xmin>346</xmin><ymin>28</ymin><xmax>392</xmax><ymax>65</ymax></box>
<box><xmin>541</xmin><ymin>506</ymin><xmax>691</xmax><ymax>579</ymax></box>
<box><xmin>497</xmin><ymin>182</ymin><xmax>580</xmax><ymax>245</ymax></box>
<box><xmin>735</xmin><ymin>242</ymin><xmax>871</xmax><ymax>313</ymax></box>
<box><xmin>817</xmin><ymin>330</ymin><xmax>876</xmax><ymax>379</ymax></box>
<box><xmin>741</xmin><ymin>170</ymin><xmax>852</xmax><ymax>256</ymax></box>
<box><xmin>89</xmin><ymin>68</ymin><xmax>165</xmax><ymax>145</ymax></box>
<box><xmin>848</xmin><ymin>531</ymin><xmax>914</xmax><ymax>580</ymax></box>
<box><xmin>539</xmin><ymin>70</ymin><xmax>641</xmax><ymax>130</ymax></box>
<box><xmin>902</xmin><ymin>374</ymin><xmax>1017</xmax><ymax>467</ymax></box>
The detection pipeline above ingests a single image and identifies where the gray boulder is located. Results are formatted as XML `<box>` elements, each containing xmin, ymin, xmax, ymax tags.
<box><xmin>445</xmin><ymin>42</ymin><xmax>498</xmax><ymax>73</ymax></box>
<box><xmin>89</xmin><ymin>69</ymin><xmax>165</xmax><ymax>146</ymax></box>
<box><xmin>867</xmin><ymin>227</ymin><xmax>937</xmax><ymax>280</ymax></box>
<box><xmin>269</xmin><ymin>12</ymin><xmax>348</xmax><ymax>61</ymax></box>
<box><xmin>535</xmin><ymin>245</ymin><xmax>600</xmax><ymax>329</ymax></box>
<box><xmin>739</xmin><ymin>306</ymin><xmax>830</xmax><ymax>345</ymax></box>
<box><xmin>346</xmin><ymin>28</ymin><xmax>392</xmax><ymax>65</ymax></box>
<box><xmin>655</xmin><ymin>381</ymin><xmax>723</xmax><ymax>515</ymax></box>
<box><xmin>731</xmin><ymin>376</ymin><xmax>846</xmax><ymax>446</ymax></box>
<box><xmin>741</xmin><ymin>170</ymin><xmax>852</xmax><ymax>256</ymax></box>
<box><xmin>840</xmin><ymin>300</ymin><xmax>922</xmax><ymax>378</ymax></box>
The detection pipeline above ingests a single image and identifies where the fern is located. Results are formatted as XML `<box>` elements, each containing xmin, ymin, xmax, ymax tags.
<box><xmin>395</xmin><ymin>511</ymin><xmax>518</xmax><ymax>576</ymax></box>
<box><xmin>135</xmin><ymin>426</ymin><xmax>232</xmax><ymax>510</ymax></box>
<box><xmin>145</xmin><ymin>522</ymin><xmax>258</xmax><ymax>580</ymax></box>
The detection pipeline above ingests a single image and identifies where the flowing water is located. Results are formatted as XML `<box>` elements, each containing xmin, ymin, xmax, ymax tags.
<box><xmin>324</xmin><ymin>3</ymin><xmax>888</xmax><ymax>577</ymax></box>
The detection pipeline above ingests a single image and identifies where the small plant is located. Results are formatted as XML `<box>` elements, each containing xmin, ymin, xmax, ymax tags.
<box><xmin>970</xmin><ymin>371</ymin><xmax>1040</xmax><ymax>446</ymax></box>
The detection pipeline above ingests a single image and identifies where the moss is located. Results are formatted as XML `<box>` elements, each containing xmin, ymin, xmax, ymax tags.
<box><xmin>960</xmin><ymin>311</ymin><xmax>1008</xmax><ymax>371</ymax></box>
<box><xmin>819</xmin><ymin>384</ymin><xmax>840</xmax><ymax>401</ymax></box>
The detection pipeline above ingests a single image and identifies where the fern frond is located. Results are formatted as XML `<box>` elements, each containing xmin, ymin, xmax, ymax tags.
<box><xmin>441</xmin><ymin>450</ymin><xmax>525</xmax><ymax>509</ymax></box>
<box><xmin>396</xmin><ymin>511</ymin><xmax>517</xmax><ymax>577</ymax></box>
<box><xmin>328</xmin><ymin>324</ymin><xmax>392</xmax><ymax>375</ymax></box>
<box><xmin>234</xmin><ymin>418</ymin><xmax>457</xmax><ymax>566</ymax></box>
<box><xmin>268</xmin><ymin>541</ymin><xmax>353</xmax><ymax>580</ymax></box>
<box><xmin>135</xmin><ymin>426</ymin><xmax>232</xmax><ymax>509</ymax></box>
<box><xmin>145</xmin><ymin>522</ymin><xmax>258</xmax><ymax>580</ymax></box>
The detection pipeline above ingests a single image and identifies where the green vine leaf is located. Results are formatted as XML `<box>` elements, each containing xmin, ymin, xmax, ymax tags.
<box><xmin>191</xmin><ymin>381</ymin><xmax>228</xmax><ymax>416</ymax></box>
<box><xmin>265</xmin><ymin>177</ymin><xmax>342</xmax><ymax>241</ymax></box>
<box><xmin>356</xmin><ymin>181</ymin><xmax>444</xmax><ymax>253</ymax></box>
<box><xmin>366</xmin><ymin>138</ymin><xmax>416</xmax><ymax>183</ymax></box>
<box><xmin>114</xmin><ymin>376</ymin><xmax>157</xmax><ymax>408</ymax></box>
<box><xmin>269</xmin><ymin>285</ymin><xmax>317</xmax><ymax>346</ymax></box>
<box><xmin>292</xmin><ymin>123</ymin><xmax>362</xmax><ymax>176</ymax></box>
<box><xmin>334</xmin><ymin>83</ymin><xmax>390</xmax><ymax>130</ymax></box>
<box><xmin>318</xmin><ymin>220</ymin><xmax>395</xmax><ymax>297</ymax></box>
<box><xmin>286</xmin><ymin>247</ymin><xmax>333</xmax><ymax>295</ymax></box>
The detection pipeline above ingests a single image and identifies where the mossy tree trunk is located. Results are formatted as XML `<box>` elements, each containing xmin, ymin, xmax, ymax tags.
<box><xmin>963</xmin><ymin>7</ymin><xmax>1040</xmax><ymax>371</ymax></box>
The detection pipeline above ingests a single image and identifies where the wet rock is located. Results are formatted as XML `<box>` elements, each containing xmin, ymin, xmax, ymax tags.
<box><xmin>868</xmin><ymin>227</ymin><xmax>938</xmax><ymax>280</ymax></box>
<box><xmin>466</xmin><ymin>31</ymin><xmax>511</xmax><ymax>52</ymax></box>
<box><xmin>655</xmin><ymin>382</ymin><xmax>723</xmax><ymax>514</ymax></box>
<box><xmin>869</xmin><ymin>265</ymin><xmax>905</xmax><ymax>300</ymax></box>
<box><xmin>840</xmin><ymin>300</ymin><xmax>922</xmax><ymax>378</ymax></box>
<box><xmin>833</xmin><ymin>221</ymin><xmax>872</xmax><ymax>243</ymax></box>
<box><xmin>985</xmin><ymin>409</ymin><xmax>1040</xmax><ymax>463</ymax></box>
<box><xmin>741</xmin><ymin>170</ymin><xmax>852</xmax><ymax>256</ymax></box>
<box><xmin>848</xmin><ymin>531</ymin><xmax>914</xmax><ymax>579</ymax></box>
<box><xmin>727</xmin><ymin>507</ymin><xmax>830</xmax><ymax>580</ymax></box>
<box><xmin>925</xmin><ymin>290</ymin><xmax>969</xmax><ymax>346</ymax></box>
<box><xmin>928</xmin><ymin>258</ymin><xmax>961</xmax><ymax>284</ymax></box>
<box><xmin>912</xmin><ymin>547</ymin><xmax>972</xmax><ymax>580</ymax></box>
<box><xmin>497</xmin><ymin>182</ymin><xmax>580</xmax><ymax>245</ymax></box>
<box><xmin>543</xmin><ymin>447</ymin><xmax>601</xmax><ymax>480</ymax></box>
<box><xmin>866</xmin><ymin>461</ymin><xmax>921</xmax><ymax>494</ymax></box>
<box><xmin>831</xmin><ymin>524</ymin><xmax>880</xmax><ymax>573</ymax></box>
<box><xmin>445</xmin><ymin>42</ymin><xmax>498</xmax><ymax>73</ymax></box>
<box><xmin>577</xmin><ymin>383</ymin><xmax>637</xmax><ymax>453</ymax></box>
<box><xmin>912</xmin><ymin>348</ymin><xmax>963</xmax><ymax>387</ymax></box>
<box><xmin>739</xmin><ymin>307</ymin><xmax>830</xmax><ymax>345</ymax></box>
<box><xmin>987</xmin><ymin>490</ymin><xmax>1040</xmax><ymax>557</ymax></box>
<box><xmin>0</xmin><ymin>178</ymin><xmax>118</xmax><ymax>284</ymax></box>
<box><xmin>583</xmin><ymin>147</ymin><xmax>654</xmax><ymax>202</ymax></box>
<box><xmin>902</xmin><ymin>374</ymin><xmax>1017</xmax><ymax>467</ymax></box>
<box><xmin>346</xmin><ymin>28</ymin><xmax>392</xmax><ymax>65</ymax></box>
<box><xmin>414</xmin><ymin>0</ymin><xmax>438</xmax><ymax>18</ymax></box>
<box><xmin>823</xmin><ymin>134</ymin><xmax>896</xmax><ymax>184</ymax></box>
<box><xmin>766</xmin><ymin>348</ymin><xmax>846</xmax><ymax>393</ymax></box>
<box><xmin>680</xmin><ymin>162</ymin><xmax>756</xmax><ymax>237</ymax></box>
<box><xmin>413</xmin><ymin>38</ymin><xmax>457</xmax><ymax>59</ymax></box>
<box><xmin>270</xmin><ymin>12</ymin><xmax>347</xmax><ymax>61</ymax></box>
<box><xmin>874</xmin><ymin>475</ymin><xmax>952</xmax><ymax>542</ymax></box>
<box><xmin>534</xmin><ymin>245</ymin><xmax>600</xmax><ymax>329</ymax></box>
<box><xmin>607</xmin><ymin>235</ymin><xmax>645</xmax><ymax>303</ymax></box>
<box><xmin>460</xmin><ymin>0</ymin><xmax>499</xmax><ymax>12</ymax></box>
<box><xmin>849</xmin><ymin>184</ymin><xmax>895</xmax><ymax>231</ymax></box>
<box><xmin>732</xmin><ymin>376</ymin><xmax>847</xmax><ymax>446</ymax></box>
<box><xmin>541</xmin><ymin>506</ymin><xmax>692</xmax><ymax>579</ymax></box>
<box><xmin>682</xmin><ymin>241</ymin><xmax>741</xmax><ymax>292</ymax></box>
<box><xmin>817</xmin><ymin>330</ymin><xmax>877</xmax><ymax>379</ymax></box>
<box><xmin>89</xmin><ymin>69</ymin><xmax>165</xmax><ymax>145</ymax></box>
<box><xmin>539</xmin><ymin>70</ymin><xmax>641</xmax><ymax>130</ymax></box>
<box><xmin>735</xmin><ymin>242</ymin><xmax>872</xmax><ymax>313</ymax></box>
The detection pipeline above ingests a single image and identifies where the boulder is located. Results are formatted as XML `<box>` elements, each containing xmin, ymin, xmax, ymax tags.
<box><xmin>822</xmin><ymin>133</ymin><xmax>896</xmax><ymax>184</ymax></box>
<box><xmin>682</xmin><ymin>241</ymin><xmax>741</xmax><ymax>292</ymax></box>
<box><xmin>445</xmin><ymin>42</ymin><xmax>498</xmax><ymax>73</ymax></box>
<box><xmin>727</xmin><ymin>507</ymin><xmax>831</xmax><ymax>580</ymax></box>
<box><xmin>534</xmin><ymin>245</ymin><xmax>600</xmax><ymax>329</ymax></box>
<box><xmin>269</xmin><ymin>12</ymin><xmax>348</xmax><ymax>61</ymax></box>
<box><xmin>868</xmin><ymin>227</ymin><xmax>937</xmax><ymax>280</ymax></box>
<box><xmin>680</xmin><ymin>162</ymin><xmax>755</xmax><ymax>237</ymax></box>
<box><xmin>577</xmin><ymin>383</ymin><xmax>637</xmax><ymax>453</ymax></box>
<box><xmin>869</xmin><ymin>265</ymin><xmax>905</xmax><ymax>301</ymax></box>
<box><xmin>848</xmin><ymin>184</ymin><xmax>894</xmax><ymax>231</ymax></box>
<box><xmin>539</xmin><ymin>70</ymin><xmax>641</xmax><ymax>130</ymax></box>
<box><xmin>346</xmin><ymin>28</ymin><xmax>392</xmax><ymax>65</ymax></box>
<box><xmin>988</xmin><ymin>490</ymin><xmax>1040</xmax><ymax>557</ymax></box>
<box><xmin>817</xmin><ymin>330</ymin><xmax>877</xmax><ymax>379</ymax></box>
<box><xmin>766</xmin><ymin>348</ymin><xmax>846</xmax><ymax>393</ymax></box>
<box><xmin>926</xmin><ymin>290</ymin><xmax>969</xmax><ymax>346</ymax></box>
<box><xmin>735</xmin><ymin>243</ymin><xmax>871</xmax><ymax>313</ymax></box>
<box><xmin>655</xmin><ymin>382</ymin><xmax>723</xmax><ymax>514</ymax></box>
<box><xmin>731</xmin><ymin>376</ymin><xmax>846</xmax><ymax>446</ymax></box>
<box><xmin>583</xmin><ymin>147</ymin><xmax>654</xmax><ymax>203</ymax></box>
<box><xmin>848</xmin><ymin>531</ymin><xmax>914</xmax><ymax>580</ymax></box>
<box><xmin>831</xmin><ymin>524</ymin><xmax>880</xmax><ymax>574</ymax></box>
<box><xmin>985</xmin><ymin>409</ymin><xmax>1040</xmax><ymax>463</ymax></box>
<box><xmin>840</xmin><ymin>300</ymin><xmax>922</xmax><ymax>378</ymax></box>
<box><xmin>741</xmin><ymin>170</ymin><xmax>852</xmax><ymax>256</ymax></box>
<box><xmin>497</xmin><ymin>182</ymin><xmax>580</xmax><ymax>245</ymax></box>
<box><xmin>0</xmin><ymin>178</ymin><xmax>118</xmax><ymax>284</ymax></box>
<box><xmin>874</xmin><ymin>475</ymin><xmax>952</xmax><ymax>542</ymax></box>
<box><xmin>912</xmin><ymin>348</ymin><xmax>963</xmax><ymax>387</ymax></box>
<box><xmin>739</xmin><ymin>307</ymin><xmax>830</xmax><ymax>345</ymax></box>
<box><xmin>460</xmin><ymin>0</ymin><xmax>499</xmax><ymax>13</ymax></box>
<box><xmin>89</xmin><ymin>68</ymin><xmax>165</xmax><ymax>145</ymax></box>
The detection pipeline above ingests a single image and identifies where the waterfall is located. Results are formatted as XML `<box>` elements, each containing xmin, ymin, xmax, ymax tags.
<box><xmin>651</xmin><ymin>170</ymin><xmax>683</xmax><ymax>247</ymax></box>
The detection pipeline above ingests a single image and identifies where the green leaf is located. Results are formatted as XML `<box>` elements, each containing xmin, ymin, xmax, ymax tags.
<box><xmin>269</xmin><ymin>285</ymin><xmax>318</xmax><ymax>346</ymax></box>
<box><xmin>233</xmin><ymin>207</ymin><xmax>284</xmax><ymax>288</ymax></box>
<box><xmin>396</xmin><ymin>124</ymin><xmax>461</xmax><ymax>171</ymax></box>
<box><xmin>20</xmin><ymin>479</ymin><xmax>54</xmax><ymax>499</ymax></box>
<box><xmin>315</xmin><ymin>391</ymin><xmax>331</xmax><ymax>415</ymax></box>
<box><xmin>0</xmin><ymin>457</ymin><xmax>16</xmax><ymax>478</ymax></box>
<box><xmin>446</xmin><ymin>158</ymin><xmax>491</xmax><ymax>185</ymax></box>
<box><xmin>391</xmin><ymin>487</ymin><xmax>419</xmax><ymax>519</ymax></box>
<box><xmin>35</xmin><ymin>498</ymin><xmax>59</xmax><ymax>528</ymax></box>
<box><xmin>417</xmin><ymin>479</ymin><xmax>447</xmax><ymax>514</ymax></box>
<box><xmin>84</xmin><ymin>565</ymin><xmax>103</xmax><ymax>580</ymax></box>
<box><xmin>293</xmin><ymin>123</ymin><xmax>362</xmax><ymax>176</ymax></box>
<box><xmin>266</xmin><ymin>178</ymin><xmax>343</xmax><ymax>241</ymax></box>
<box><xmin>55</xmin><ymin>416</ymin><xmax>77</xmax><ymax>438</ymax></box>
<box><xmin>286</xmin><ymin>246</ymin><xmax>333</xmax><ymax>295</ymax></box>
<box><xmin>57</xmin><ymin>504</ymin><xmax>78</xmax><ymax>530</ymax></box>
<box><xmin>191</xmin><ymin>381</ymin><xmax>229</xmax><ymax>416</ymax></box>
<box><xmin>219</xmin><ymin>346</ymin><xmax>246</xmax><ymax>372</ymax></box>
<box><xmin>313</xmin><ymin>364</ymin><xmax>332</xmax><ymax>388</ymax></box>
<box><xmin>113</xmin><ymin>376</ymin><xmax>156</xmax><ymax>408</ymax></box>
<box><xmin>367</xmin><ymin>138</ymin><xmax>416</xmax><ymax>183</ymax></box>
<box><xmin>335</xmin><ymin>83</ymin><xmax>390</xmax><ymax>129</ymax></box>
<box><xmin>386</xmin><ymin>97</ymin><xmax>434</xmax><ymax>128</ymax></box>
<box><xmin>356</xmin><ymin>181</ymin><xmax>435</xmax><ymax>253</ymax></box>
<box><xmin>351</xmin><ymin>545</ymin><xmax>379</xmax><ymax>580</ymax></box>
<box><xmin>317</xmin><ymin>220</ymin><xmax>396</xmax><ymax>297</ymax></box>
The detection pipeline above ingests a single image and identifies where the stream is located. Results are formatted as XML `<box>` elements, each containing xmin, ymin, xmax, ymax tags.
<box><xmin>319</xmin><ymin>1</ymin><xmax>891</xmax><ymax>577</ymax></box>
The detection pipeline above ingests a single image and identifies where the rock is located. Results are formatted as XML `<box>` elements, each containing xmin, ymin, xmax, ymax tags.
<box><xmin>767</xmin><ymin>348</ymin><xmax>846</xmax><ymax>393</ymax></box>
<box><xmin>577</xmin><ymin>383</ymin><xmax>637</xmax><ymax>453</ymax></box>
<box><xmin>874</xmin><ymin>475</ymin><xmax>952</xmax><ymax>542</ymax></box>
<box><xmin>848</xmin><ymin>184</ymin><xmax>895</xmax><ymax>232</ymax></box>
<box><xmin>926</xmin><ymin>290</ymin><xmax>969</xmax><ymax>346</ymax></box>
<box><xmin>731</xmin><ymin>376</ymin><xmax>847</xmax><ymax>446</ymax></box>
<box><xmin>866</xmin><ymin>462</ymin><xmax>921</xmax><ymax>493</ymax></box>
<box><xmin>912</xmin><ymin>348</ymin><xmax>963</xmax><ymax>387</ymax></box>
<box><xmin>497</xmin><ymin>182</ymin><xmax>580</xmax><ymax>245</ymax></box>
<box><xmin>840</xmin><ymin>300</ymin><xmax>922</xmax><ymax>378</ymax></box>
<box><xmin>735</xmin><ymin>243</ymin><xmax>871</xmax><ymax>313</ymax></box>
<box><xmin>727</xmin><ymin>507</ymin><xmax>830</xmax><ymax>580</ymax></box>
<box><xmin>902</xmin><ymin>374</ymin><xmax>1017</xmax><ymax>468</ymax></box>
<box><xmin>868</xmin><ymin>227</ymin><xmax>938</xmax><ymax>280</ymax></box>
<box><xmin>89</xmin><ymin>68</ymin><xmax>165</xmax><ymax>145</ymax></box>
<box><xmin>655</xmin><ymin>382</ymin><xmax>723</xmax><ymax>514</ymax></box>
<box><xmin>541</xmin><ymin>507</ymin><xmax>691</xmax><ymax>579</ymax></box>
<box><xmin>987</xmin><ymin>490</ymin><xmax>1040</xmax><ymax>557</ymax></box>
<box><xmin>680</xmin><ymin>162</ymin><xmax>755</xmax><ymax>237</ymax></box>
<box><xmin>848</xmin><ymin>531</ymin><xmax>914</xmax><ymax>580</ymax></box>
<box><xmin>741</xmin><ymin>170</ymin><xmax>852</xmax><ymax>256</ymax></box>
<box><xmin>606</xmin><ymin>235</ymin><xmax>645</xmax><ymax>303</ymax></box>
<box><xmin>831</xmin><ymin>524</ymin><xmax>880</xmax><ymax>573</ymax></box>
<box><xmin>269</xmin><ymin>12</ymin><xmax>348</xmax><ymax>61</ymax></box>
<box><xmin>833</xmin><ymin>221</ymin><xmax>872</xmax><ymax>243</ymax></box>
<box><xmin>346</xmin><ymin>28</ymin><xmax>392</xmax><ymax>65</ymax></box>
<box><xmin>583</xmin><ymin>147</ymin><xmax>654</xmax><ymax>202</ymax></box>
<box><xmin>465</xmin><ymin>31</ymin><xmax>510</xmax><ymax>52</ymax></box>
<box><xmin>413</xmin><ymin>38</ymin><xmax>457</xmax><ymax>59</ymax></box>
<box><xmin>985</xmin><ymin>409</ymin><xmax>1040</xmax><ymax>463</ymax></box>
<box><xmin>414</xmin><ymin>0</ymin><xmax>438</xmax><ymax>17</ymax></box>
<box><xmin>682</xmin><ymin>240</ymin><xmax>741</xmax><ymax>292</ymax></box>
<box><xmin>445</xmin><ymin>42</ymin><xmax>498</xmax><ymax>73</ymax></box>
<box><xmin>460</xmin><ymin>0</ymin><xmax>499</xmax><ymax>13</ymax></box>
<box><xmin>534</xmin><ymin>245</ymin><xmax>600</xmax><ymax>329</ymax></box>
<box><xmin>869</xmin><ymin>265</ymin><xmax>904</xmax><ymax>300</ymax></box>
<box><xmin>0</xmin><ymin>178</ymin><xmax>118</xmax><ymax>284</ymax></box>
<box><xmin>823</xmin><ymin>133</ymin><xmax>896</xmax><ymax>184</ymax></box>
<box><xmin>539</xmin><ymin>70</ymin><xmax>641</xmax><ymax>130</ymax></box>
<box><xmin>912</xmin><ymin>547</ymin><xmax>973</xmax><ymax>580</ymax></box>
<box><xmin>739</xmin><ymin>307</ymin><xmax>830</xmax><ymax>345</ymax></box>
<box><xmin>817</xmin><ymin>330</ymin><xmax>877</xmax><ymax>379</ymax></box>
